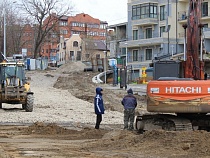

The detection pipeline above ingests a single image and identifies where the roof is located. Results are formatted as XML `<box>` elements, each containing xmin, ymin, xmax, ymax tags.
<box><xmin>83</xmin><ymin>39</ymin><xmax>108</xmax><ymax>51</ymax></box>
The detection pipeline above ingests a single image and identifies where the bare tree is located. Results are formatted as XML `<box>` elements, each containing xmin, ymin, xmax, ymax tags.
<box><xmin>20</xmin><ymin>0</ymin><xmax>73</xmax><ymax>58</ymax></box>
<box><xmin>7</xmin><ymin>13</ymin><xmax>28</xmax><ymax>56</ymax></box>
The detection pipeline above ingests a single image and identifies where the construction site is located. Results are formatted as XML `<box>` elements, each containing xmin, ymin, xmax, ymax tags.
<box><xmin>0</xmin><ymin>61</ymin><xmax>208</xmax><ymax>158</ymax></box>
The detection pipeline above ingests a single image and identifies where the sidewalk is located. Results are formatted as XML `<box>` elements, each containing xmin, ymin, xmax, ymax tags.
<box><xmin>102</xmin><ymin>83</ymin><xmax>147</xmax><ymax>96</ymax></box>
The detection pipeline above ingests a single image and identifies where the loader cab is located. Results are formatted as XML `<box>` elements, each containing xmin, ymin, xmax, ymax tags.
<box><xmin>0</xmin><ymin>62</ymin><xmax>26</xmax><ymax>86</ymax></box>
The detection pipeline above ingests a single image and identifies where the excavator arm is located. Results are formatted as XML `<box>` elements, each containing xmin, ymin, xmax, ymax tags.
<box><xmin>183</xmin><ymin>0</ymin><xmax>204</xmax><ymax>79</ymax></box>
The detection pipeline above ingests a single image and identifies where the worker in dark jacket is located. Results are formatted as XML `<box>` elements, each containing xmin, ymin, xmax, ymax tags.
<box><xmin>94</xmin><ymin>87</ymin><xmax>105</xmax><ymax>129</ymax></box>
<box><xmin>121</xmin><ymin>88</ymin><xmax>137</xmax><ymax>130</ymax></box>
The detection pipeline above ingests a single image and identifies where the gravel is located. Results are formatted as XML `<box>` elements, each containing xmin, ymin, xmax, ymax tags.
<box><xmin>0</xmin><ymin>70</ymin><xmax>123</xmax><ymax>127</ymax></box>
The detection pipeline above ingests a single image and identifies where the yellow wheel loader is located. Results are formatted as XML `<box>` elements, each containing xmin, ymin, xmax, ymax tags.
<box><xmin>0</xmin><ymin>60</ymin><xmax>34</xmax><ymax>112</ymax></box>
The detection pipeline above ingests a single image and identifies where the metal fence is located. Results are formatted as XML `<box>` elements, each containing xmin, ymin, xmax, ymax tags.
<box><xmin>36</xmin><ymin>58</ymin><xmax>48</xmax><ymax>70</ymax></box>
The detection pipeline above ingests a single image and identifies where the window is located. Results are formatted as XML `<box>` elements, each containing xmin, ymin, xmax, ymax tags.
<box><xmin>160</xmin><ymin>5</ymin><xmax>166</xmax><ymax>21</ymax></box>
<box><xmin>100</xmin><ymin>24</ymin><xmax>107</xmax><ymax>29</ymax></box>
<box><xmin>72</xmin><ymin>31</ymin><xmax>80</xmax><ymax>34</ymax></box>
<box><xmin>96</xmin><ymin>54</ymin><xmax>100</xmax><ymax>59</ymax></box>
<box><xmin>146</xmin><ymin>49</ymin><xmax>152</xmax><ymax>60</ymax></box>
<box><xmin>70</xmin><ymin>51</ymin><xmax>74</xmax><ymax>59</ymax></box>
<box><xmin>165</xmin><ymin>25</ymin><xmax>171</xmax><ymax>32</ymax></box>
<box><xmin>132</xmin><ymin>3</ymin><xmax>157</xmax><ymax>20</ymax></box>
<box><xmin>73</xmin><ymin>41</ymin><xmax>78</xmax><ymax>47</ymax></box>
<box><xmin>85</xmin><ymin>54</ymin><xmax>90</xmax><ymax>58</ymax></box>
<box><xmin>51</xmin><ymin>34</ymin><xmax>57</xmax><ymax>38</ymax></box>
<box><xmin>59</xmin><ymin>21</ymin><xmax>67</xmax><ymax>26</ymax></box>
<box><xmin>202</xmin><ymin>2</ymin><xmax>208</xmax><ymax>17</ymax></box>
<box><xmin>133</xmin><ymin>30</ymin><xmax>138</xmax><ymax>40</ymax></box>
<box><xmin>60</xmin><ymin>30</ymin><xmax>68</xmax><ymax>34</ymax></box>
<box><xmin>133</xmin><ymin>50</ymin><xmax>138</xmax><ymax>61</ymax></box>
<box><xmin>76</xmin><ymin>51</ymin><xmax>81</xmax><ymax>60</ymax></box>
<box><xmin>204</xmin><ymin>24</ymin><xmax>208</xmax><ymax>28</ymax></box>
<box><xmin>160</xmin><ymin>26</ymin><xmax>165</xmax><ymax>37</ymax></box>
<box><xmin>146</xmin><ymin>28</ymin><xmax>152</xmax><ymax>38</ymax></box>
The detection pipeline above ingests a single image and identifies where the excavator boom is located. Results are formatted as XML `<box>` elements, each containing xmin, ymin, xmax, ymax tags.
<box><xmin>184</xmin><ymin>0</ymin><xmax>204</xmax><ymax>79</ymax></box>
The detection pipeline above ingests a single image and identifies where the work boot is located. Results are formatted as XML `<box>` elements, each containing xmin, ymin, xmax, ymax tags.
<box><xmin>95</xmin><ymin>124</ymin><xmax>99</xmax><ymax>129</ymax></box>
<box><xmin>124</xmin><ymin>125</ymin><xmax>128</xmax><ymax>130</ymax></box>
<box><xmin>129</xmin><ymin>125</ymin><xmax>134</xmax><ymax>131</ymax></box>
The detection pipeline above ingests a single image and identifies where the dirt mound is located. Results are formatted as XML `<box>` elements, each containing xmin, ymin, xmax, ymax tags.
<box><xmin>56</xmin><ymin>61</ymin><xmax>86</xmax><ymax>73</ymax></box>
<box><xmin>80</xmin><ymin>129</ymin><xmax>210</xmax><ymax>158</ymax></box>
<box><xmin>53</xmin><ymin>61</ymin><xmax>146</xmax><ymax>113</ymax></box>
<box><xmin>24</xmin><ymin>122</ymin><xmax>109</xmax><ymax>140</ymax></box>
<box><xmin>24</xmin><ymin>122</ymin><xmax>73</xmax><ymax>135</ymax></box>
<box><xmin>2</xmin><ymin>124</ymin><xmax>210</xmax><ymax>158</ymax></box>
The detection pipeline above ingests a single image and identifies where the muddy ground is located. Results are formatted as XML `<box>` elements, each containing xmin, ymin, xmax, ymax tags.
<box><xmin>1</xmin><ymin>69</ymin><xmax>210</xmax><ymax>157</ymax></box>
<box><xmin>1</xmin><ymin>122</ymin><xmax>210</xmax><ymax>157</ymax></box>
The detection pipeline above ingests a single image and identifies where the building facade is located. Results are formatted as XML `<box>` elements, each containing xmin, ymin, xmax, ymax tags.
<box><xmin>108</xmin><ymin>22</ymin><xmax>127</xmax><ymax>68</ymax></box>
<box><xmin>57</xmin><ymin>34</ymin><xmax>108</xmax><ymax>66</ymax></box>
<box><xmin>41</xmin><ymin>13</ymin><xmax>108</xmax><ymax>62</ymax></box>
<box><xmin>115</xmin><ymin>0</ymin><xmax>210</xmax><ymax>80</ymax></box>
<box><xmin>19</xmin><ymin>13</ymin><xmax>108</xmax><ymax>61</ymax></box>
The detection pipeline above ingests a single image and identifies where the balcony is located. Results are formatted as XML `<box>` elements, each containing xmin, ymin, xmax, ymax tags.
<box><xmin>132</xmin><ymin>15</ymin><xmax>158</xmax><ymax>26</ymax></box>
<box><xmin>119</xmin><ymin>33</ymin><xmax>167</xmax><ymax>48</ymax></box>
<box><xmin>178</xmin><ymin>11</ymin><xmax>187</xmax><ymax>23</ymax></box>
<box><xmin>178</xmin><ymin>10</ymin><xmax>210</xmax><ymax>23</ymax></box>
<box><xmin>203</xmin><ymin>28</ymin><xmax>210</xmax><ymax>38</ymax></box>
<box><xmin>130</xmin><ymin>0</ymin><xmax>158</xmax><ymax>3</ymax></box>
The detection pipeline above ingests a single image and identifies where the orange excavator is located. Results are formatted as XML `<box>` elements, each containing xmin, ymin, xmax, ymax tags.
<box><xmin>135</xmin><ymin>0</ymin><xmax>210</xmax><ymax>132</ymax></box>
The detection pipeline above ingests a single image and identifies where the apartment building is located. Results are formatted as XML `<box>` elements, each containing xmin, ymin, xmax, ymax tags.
<box><xmin>21</xmin><ymin>24</ymin><xmax>35</xmax><ymax>58</ymax></box>
<box><xmin>41</xmin><ymin>13</ymin><xmax>108</xmax><ymax>62</ymax></box>
<box><xmin>19</xmin><ymin>13</ymin><xmax>108</xmax><ymax>60</ymax></box>
<box><xmin>117</xmin><ymin>0</ymin><xmax>210</xmax><ymax>80</ymax></box>
<box><xmin>108</xmin><ymin>22</ymin><xmax>127</xmax><ymax>58</ymax></box>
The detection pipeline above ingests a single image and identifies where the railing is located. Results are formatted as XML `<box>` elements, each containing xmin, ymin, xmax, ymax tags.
<box><xmin>154</xmin><ymin>54</ymin><xmax>171</xmax><ymax>60</ymax></box>
<box><xmin>131</xmin><ymin>14</ymin><xmax>158</xmax><ymax>20</ymax></box>
<box><xmin>178</xmin><ymin>11</ymin><xmax>187</xmax><ymax>21</ymax></box>
<box><xmin>178</xmin><ymin>9</ymin><xmax>210</xmax><ymax>21</ymax></box>
<box><xmin>203</xmin><ymin>28</ymin><xmax>210</xmax><ymax>31</ymax></box>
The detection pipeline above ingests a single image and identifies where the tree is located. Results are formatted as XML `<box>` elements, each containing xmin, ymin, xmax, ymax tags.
<box><xmin>20</xmin><ymin>0</ymin><xmax>72</xmax><ymax>58</ymax></box>
<box><xmin>6</xmin><ymin>13</ymin><xmax>29</xmax><ymax>56</ymax></box>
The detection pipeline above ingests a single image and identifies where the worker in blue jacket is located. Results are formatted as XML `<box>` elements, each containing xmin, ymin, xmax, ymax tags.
<box><xmin>121</xmin><ymin>88</ymin><xmax>137</xmax><ymax>130</ymax></box>
<box><xmin>94</xmin><ymin>87</ymin><xmax>105</xmax><ymax>129</ymax></box>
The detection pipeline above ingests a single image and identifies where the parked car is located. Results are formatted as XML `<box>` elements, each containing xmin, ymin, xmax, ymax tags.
<box><xmin>98</xmin><ymin>66</ymin><xmax>103</xmax><ymax>72</ymax></box>
<box><xmin>83</xmin><ymin>61</ymin><xmax>93</xmax><ymax>72</ymax></box>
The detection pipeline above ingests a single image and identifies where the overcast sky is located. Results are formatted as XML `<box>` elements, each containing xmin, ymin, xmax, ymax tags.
<box><xmin>70</xmin><ymin>0</ymin><xmax>127</xmax><ymax>25</ymax></box>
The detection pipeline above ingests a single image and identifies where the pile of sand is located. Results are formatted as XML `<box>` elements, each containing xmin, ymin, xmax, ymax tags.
<box><xmin>57</xmin><ymin>61</ymin><xmax>86</xmax><ymax>73</ymax></box>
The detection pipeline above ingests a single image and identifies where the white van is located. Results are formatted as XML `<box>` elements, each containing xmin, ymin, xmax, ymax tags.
<box><xmin>13</xmin><ymin>54</ymin><xmax>23</xmax><ymax>60</ymax></box>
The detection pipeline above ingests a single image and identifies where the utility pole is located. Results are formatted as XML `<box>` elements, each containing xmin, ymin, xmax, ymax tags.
<box><xmin>103</xmin><ymin>51</ymin><xmax>107</xmax><ymax>84</ymax></box>
<box><xmin>3</xmin><ymin>7</ymin><xmax>6</xmax><ymax>57</ymax></box>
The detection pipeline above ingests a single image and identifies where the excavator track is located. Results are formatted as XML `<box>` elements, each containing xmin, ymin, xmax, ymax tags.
<box><xmin>135</xmin><ymin>114</ymin><xmax>193</xmax><ymax>132</ymax></box>
<box><xmin>169</xmin><ymin>118</ymin><xmax>192</xmax><ymax>131</ymax></box>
